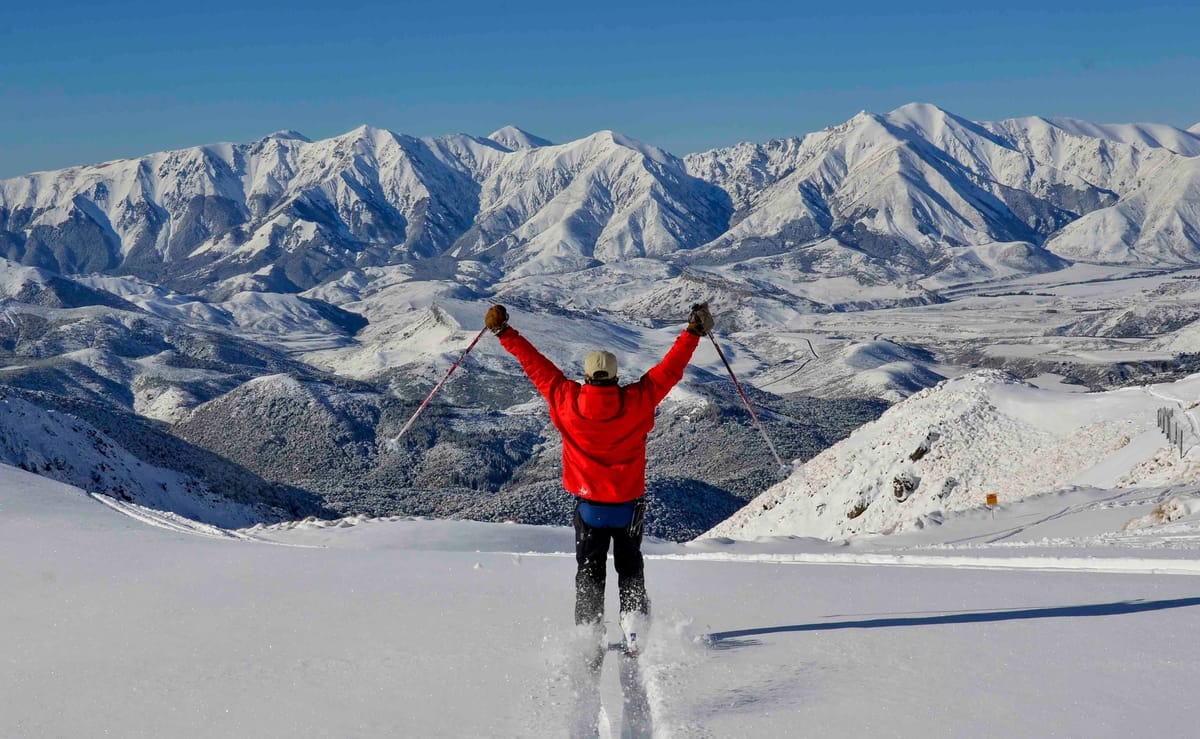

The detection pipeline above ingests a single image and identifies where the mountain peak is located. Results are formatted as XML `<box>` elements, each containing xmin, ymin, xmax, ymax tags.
<box><xmin>885</xmin><ymin>102</ymin><xmax>956</xmax><ymax>128</ymax></box>
<box><xmin>1190</xmin><ymin>122</ymin><xmax>1200</xmax><ymax>135</ymax></box>
<box><xmin>325</xmin><ymin>124</ymin><xmax>408</xmax><ymax>151</ymax></box>
<box><xmin>263</xmin><ymin>129</ymin><xmax>310</xmax><ymax>143</ymax></box>
<box><xmin>891</xmin><ymin>101</ymin><xmax>949</xmax><ymax>115</ymax></box>
<box><xmin>486</xmin><ymin>126</ymin><xmax>553</xmax><ymax>150</ymax></box>
<box><xmin>583</xmin><ymin>130</ymin><xmax>673</xmax><ymax>164</ymax></box>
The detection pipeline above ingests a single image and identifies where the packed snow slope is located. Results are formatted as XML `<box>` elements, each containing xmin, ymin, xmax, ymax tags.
<box><xmin>707</xmin><ymin>368</ymin><xmax>1200</xmax><ymax>541</ymax></box>
<box><xmin>6</xmin><ymin>464</ymin><xmax>1200</xmax><ymax>738</ymax></box>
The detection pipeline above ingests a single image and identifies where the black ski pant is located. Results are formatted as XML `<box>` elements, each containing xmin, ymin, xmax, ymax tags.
<box><xmin>573</xmin><ymin>503</ymin><xmax>648</xmax><ymax>626</ymax></box>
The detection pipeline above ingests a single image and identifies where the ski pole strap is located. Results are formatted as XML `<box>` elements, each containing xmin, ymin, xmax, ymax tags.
<box><xmin>389</xmin><ymin>326</ymin><xmax>488</xmax><ymax>445</ymax></box>
<box><xmin>707</xmin><ymin>332</ymin><xmax>789</xmax><ymax>476</ymax></box>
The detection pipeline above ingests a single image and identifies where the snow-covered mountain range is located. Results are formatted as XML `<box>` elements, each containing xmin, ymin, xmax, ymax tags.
<box><xmin>10</xmin><ymin>104</ymin><xmax>1200</xmax><ymax>739</ymax></box>
<box><xmin>4</xmin><ymin>103</ymin><xmax>1200</xmax><ymax>538</ymax></box>
<box><xmin>5</xmin><ymin>104</ymin><xmax>1200</xmax><ymax>302</ymax></box>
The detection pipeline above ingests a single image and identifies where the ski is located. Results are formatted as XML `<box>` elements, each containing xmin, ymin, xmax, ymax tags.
<box><xmin>566</xmin><ymin>627</ymin><xmax>606</xmax><ymax>739</ymax></box>
<box><xmin>617</xmin><ymin>645</ymin><xmax>653</xmax><ymax>737</ymax></box>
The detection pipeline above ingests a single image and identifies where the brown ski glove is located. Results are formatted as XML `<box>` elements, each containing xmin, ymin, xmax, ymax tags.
<box><xmin>485</xmin><ymin>305</ymin><xmax>510</xmax><ymax>335</ymax></box>
<box><xmin>687</xmin><ymin>302</ymin><xmax>714</xmax><ymax>336</ymax></box>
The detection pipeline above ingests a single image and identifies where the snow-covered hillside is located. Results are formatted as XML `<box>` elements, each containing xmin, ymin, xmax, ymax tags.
<box><xmin>0</xmin><ymin>388</ymin><xmax>317</xmax><ymax>525</ymax></box>
<box><xmin>7</xmin><ymin>461</ymin><xmax>1200</xmax><ymax>738</ymax></box>
<box><xmin>0</xmin><ymin>261</ymin><xmax>136</xmax><ymax>310</ymax></box>
<box><xmin>450</xmin><ymin>131</ymin><xmax>733</xmax><ymax>276</ymax></box>
<box><xmin>706</xmin><ymin>369</ymin><xmax>1200</xmax><ymax>541</ymax></box>
<box><xmin>0</xmin><ymin>125</ymin><xmax>732</xmax><ymax>293</ymax></box>
<box><xmin>1046</xmin><ymin>157</ymin><xmax>1200</xmax><ymax>265</ymax></box>
<box><xmin>0</xmin><ymin>280</ymin><xmax>324</xmax><ymax>423</ymax></box>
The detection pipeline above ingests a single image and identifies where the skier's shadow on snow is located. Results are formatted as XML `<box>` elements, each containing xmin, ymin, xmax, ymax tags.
<box><xmin>705</xmin><ymin>596</ymin><xmax>1200</xmax><ymax>649</ymax></box>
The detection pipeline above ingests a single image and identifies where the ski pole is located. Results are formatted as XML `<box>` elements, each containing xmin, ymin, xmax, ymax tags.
<box><xmin>384</xmin><ymin>326</ymin><xmax>488</xmax><ymax>449</ymax></box>
<box><xmin>705</xmin><ymin>330</ymin><xmax>790</xmax><ymax>477</ymax></box>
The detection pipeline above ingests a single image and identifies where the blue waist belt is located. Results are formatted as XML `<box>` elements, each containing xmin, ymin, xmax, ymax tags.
<box><xmin>578</xmin><ymin>499</ymin><xmax>636</xmax><ymax>529</ymax></box>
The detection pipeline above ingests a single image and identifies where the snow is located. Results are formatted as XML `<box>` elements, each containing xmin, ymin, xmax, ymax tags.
<box><xmin>689</xmin><ymin>101</ymin><xmax>1184</xmax><ymax>284</ymax></box>
<box><xmin>7</xmin><ymin>463</ymin><xmax>1200</xmax><ymax>738</ymax></box>
<box><xmin>1047</xmin><ymin>157</ymin><xmax>1200</xmax><ymax>265</ymax></box>
<box><xmin>0</xmin><ymin>392</ymin><xmax>277</xmax><ymax>526</ymax></box>
<box><xmin>7</xmin><ymin>103</ymin><xmax>1200</xmax><ymax>328</ymax></box>
<box><xmin>487</xmin><ymin>125</ymin><xmax>553</xmax><ymax>150</ymax></box>
<box><xmin>455</xmin><ymin>129</ymin><xmax>730</xmax><ymax>276</ymax></box>
<box><xmin>746</xmin><ymin>336</ymin><xmax>943</xmax><ymax>402</ymax></box>
<box><xmin>1042</xmin><ymin>116</ymin><xmax>1200</xmax><ymax>158</ymax></box>
<box><xmin>10</xmin><ymin>105</ymin><xmax>1200</xmax><ymax>736</ymax></box>
<box><xmin>706</xmin><ymin>370</ymin><xmax>1200</xmax><ymax>542</ymax></box>
<box><xmin>0</xmin><ymin>261</ymin><xmax>50</xmax><ymax>295</ymax></box>
<box><xmin>1026</xmin><ymin>373</ymin><xmax>1090</xmax><ymax>393</ymax></box>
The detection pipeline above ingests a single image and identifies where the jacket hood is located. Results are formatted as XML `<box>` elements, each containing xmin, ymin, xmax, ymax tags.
<box><xmin>575</xmin><ymin>384</ymin><xmax>623</xmax><ymax>422</ymax></box>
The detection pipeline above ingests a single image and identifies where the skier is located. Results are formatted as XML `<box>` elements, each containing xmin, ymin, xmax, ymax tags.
<box><xmin>485</xmin><ymin>302</ymin><xmax>714</xmax><ymax>649</ymax></box>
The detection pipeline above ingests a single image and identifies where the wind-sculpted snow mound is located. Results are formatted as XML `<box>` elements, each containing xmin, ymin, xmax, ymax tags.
<box><xmin>704</xmin><ymin>369</ymin><xmax>1198</xmax><ymax>541</ymax></box>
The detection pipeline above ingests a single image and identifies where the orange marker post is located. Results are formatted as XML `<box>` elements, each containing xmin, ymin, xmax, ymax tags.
<box><xmin>986</xmin><ymin>493</ymin><xmax>998</xmax><ymax>520</ymax></box>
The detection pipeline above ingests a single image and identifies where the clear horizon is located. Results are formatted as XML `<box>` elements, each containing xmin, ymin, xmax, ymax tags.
<box><xmin>2</xmin><ymin>0</ymin><xmax>1198</xmax><ymax>178</ymax></box>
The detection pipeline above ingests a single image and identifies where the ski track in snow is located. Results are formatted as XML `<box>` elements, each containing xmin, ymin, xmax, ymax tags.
<box><xmin>98</xmin><ymin>493</ymin><xmax>1200</xmax><ymax>577</ymax></box>
<box><xmin>90</xmin><ymin>493</ymin><xmax>253</xmax><ymax>540</ymax></box>
<box><xmin>90</xmin><ymin>493</ymin><xmax>322</xmax><ymax>548</ymax></box>
<box><xmin>650</xmin><ymin>551</ymin><xmax>1200</xmax><ymax>576</ymax></box>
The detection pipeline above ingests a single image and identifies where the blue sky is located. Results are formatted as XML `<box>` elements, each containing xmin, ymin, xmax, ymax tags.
<box><xmin>1</xmin><ymin>0</ymin><xmax>1198</xmax><ymax>177</ymax></box>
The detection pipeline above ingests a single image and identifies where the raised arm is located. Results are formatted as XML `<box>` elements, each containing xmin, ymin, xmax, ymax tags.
<box><xmin>638</xmin><ymin>303</ymin><xmax>713</xmax><ymax>405</ymax></box>
<box><xmin>487</xmin><ymin>305</ymin><xmax>568</xmax><ymax>401</ymax></box>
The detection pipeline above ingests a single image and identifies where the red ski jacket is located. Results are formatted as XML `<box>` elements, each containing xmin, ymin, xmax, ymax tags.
<box><xmin>499</xmin><ymin>328</ymin><xmax>700</xmax><ymax>503</ymax></box>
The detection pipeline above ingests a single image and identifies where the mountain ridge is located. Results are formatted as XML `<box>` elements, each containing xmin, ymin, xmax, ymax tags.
<box><xmin>4</xmin><ymin>105</ymin><xmax>1200</xmax><ymax>299</ymax></box>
